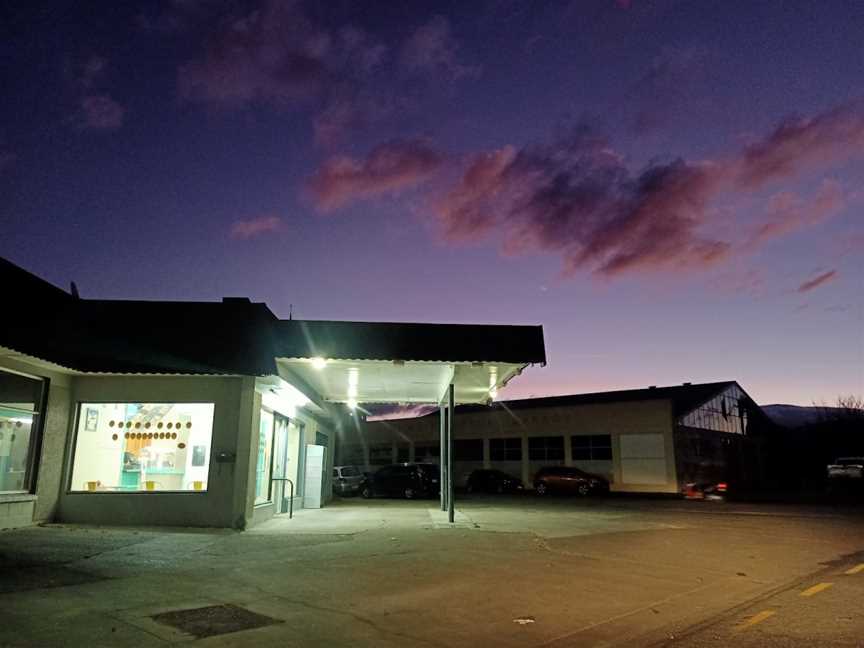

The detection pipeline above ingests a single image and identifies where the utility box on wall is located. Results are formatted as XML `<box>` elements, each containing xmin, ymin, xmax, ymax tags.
<box><xmin>303</xmin><ymin>444</ymin><xmax>325</xmax><ymax>509</ymax></box>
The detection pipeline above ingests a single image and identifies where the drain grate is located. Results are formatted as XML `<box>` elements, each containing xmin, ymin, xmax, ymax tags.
<box><xmin>151</xmin><ymin>603</ymin><xmax>280</xmax><ymax>638</ymax></box>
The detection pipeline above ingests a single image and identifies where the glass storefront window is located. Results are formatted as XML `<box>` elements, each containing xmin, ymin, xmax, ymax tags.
<box><xmin>70</xmin><ymin>403</ymin><xmax>214</xmax><ymax>492</ymax></box>
<box><xmin>255</xmin><ymin>409</ymin><xmax>274</xmax><ymax>504</ymax></box>
<box><xmin>0</xmin><ymin>369</ymin><xmax>46</xmax><ymax>493</ymax></box>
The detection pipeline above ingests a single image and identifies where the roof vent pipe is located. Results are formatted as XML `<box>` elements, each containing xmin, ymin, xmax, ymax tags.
<box><xmin>683</xmin><ymin>382</ymin><xmax>692</xmax><ymax>386</ymax></box>
<box><xmin>648</xmin><ymin>385</ymin><xmax>657</xmax><ymax>389</ymax></box>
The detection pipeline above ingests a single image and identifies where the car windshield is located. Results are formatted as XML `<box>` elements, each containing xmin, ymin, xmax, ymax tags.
<box><xmin>340</xmin><ymin>466</ymin><xmax>360</xmax><ymax>476</ymax></box>
<box><xmin>836</xmin><ymin>458</ymin><xmax>864</xmax><ymax>466</ymax></box>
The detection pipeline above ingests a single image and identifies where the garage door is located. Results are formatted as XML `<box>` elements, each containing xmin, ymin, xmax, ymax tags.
<box><xmin>619</xmin><ymin>433</ymin><xmax>667</xmax><ymax>485</ymax></box>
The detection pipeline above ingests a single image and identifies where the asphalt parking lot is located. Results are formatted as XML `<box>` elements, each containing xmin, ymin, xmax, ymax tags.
<box><xmin>1</xmin><ymin>496</ymin><xmax>863</xmax><ymax>647</ymax></box>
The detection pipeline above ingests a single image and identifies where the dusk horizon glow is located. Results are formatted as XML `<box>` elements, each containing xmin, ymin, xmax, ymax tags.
<box><xmin>2</xmin><ymin>1</ymin><xmax>862</xmax><ymax>407</ymax></box>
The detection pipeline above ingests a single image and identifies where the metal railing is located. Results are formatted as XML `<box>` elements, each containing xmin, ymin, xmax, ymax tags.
<box><xmin>271</xmin><ymin>478</ymin><xmax>295</xmax><ymax>518</ymax></box>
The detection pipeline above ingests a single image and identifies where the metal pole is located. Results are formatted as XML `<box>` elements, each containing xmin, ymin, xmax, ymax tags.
<box><xmin>448</xmin><ymin>383</ymin><xmax>455</xmax><ymax>524</ymax></box>
<box><xmin>439</xmin><ymin>404</ymin><xmax>446</xmax><ymax>511</ymax></box>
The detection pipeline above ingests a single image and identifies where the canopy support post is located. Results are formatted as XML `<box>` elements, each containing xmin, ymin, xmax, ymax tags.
<box><xmin>447</xmin><ymin>383</ymin><xmax>455</xmax><ymax>524</ymax></box>
<box><xmin>439</xmin><ymin>403</ymin><xmax>447</xmax><ymax>511</ymax></box>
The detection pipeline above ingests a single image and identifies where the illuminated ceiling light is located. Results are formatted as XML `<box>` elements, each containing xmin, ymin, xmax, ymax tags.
<box><xmin>347</xmin><ymin>366</ymin><xmax>359</xmax><ymax>398</ymax></box>
<box><xmin>311</xmin><ymin>357</ymin><xmax>328</xmax><ymax>370</ymax></box>
<box><xmin>346</xmin><ymin>398</ymin><xmax>358</xmax><ymax>410</ymax></box>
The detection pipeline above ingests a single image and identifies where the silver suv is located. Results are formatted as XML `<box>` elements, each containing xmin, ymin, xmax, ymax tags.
<box><xmin>332</xmin><ymin>465</ymin><xmax>364</xmax><ymax>496</ymax></box>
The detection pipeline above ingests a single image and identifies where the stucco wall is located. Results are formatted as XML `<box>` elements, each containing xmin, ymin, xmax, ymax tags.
<box><xmin>352</xmin><ymin>399</ymin><xmax>679</xmax><ymax>494</ymax></box>
<box><xmin>58</xmin><ymin>375</ymin><xmax>252</xmax><ymax>528</ymax></box>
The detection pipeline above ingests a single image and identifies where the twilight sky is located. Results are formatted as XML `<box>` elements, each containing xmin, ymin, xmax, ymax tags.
<box><xmin>2</xmin><ymin>0</ymin><xmax>862</xmax><ymax>406</ymax></box>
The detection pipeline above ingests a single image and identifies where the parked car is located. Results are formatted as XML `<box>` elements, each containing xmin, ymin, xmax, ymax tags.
<box><xmin>683</xmin><ymin>481</ymin><xmax>729</xmax><ymax>501</ymax></box>
<box><xmin>332</xmin><ymin>465</ymin><xmax>364</xmax><ymax>496</ymax></box>
<box><xmin>828</xmin><ymin>457</ymin><xmax>864</xmax><ymax>481</ymax></box>
<box><xmin>465</xmin><ymin>469</ymin><xmax>523</xmax><ymax>494</ymax></box>
<box><xmin>361</xmin><ymin>463</ymin><xmax>440</xmax><ymax>499</ymax></box>
<box><xmin>533</xmin><ymin>466</ymin><xmax>609</xmax><ymax>496</ymax></box>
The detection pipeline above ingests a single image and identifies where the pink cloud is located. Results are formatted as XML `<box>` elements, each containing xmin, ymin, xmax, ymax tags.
<box><xmin>308</xmin><ymin>139</ymin><xmax>443</xmax><ymax>212</ymax></box>
<box><xmin>736</xmin><ymin>103</ymin><xmax>864</xmax><ymax>188</ymax></box>
<box><xmin>230</xmin><ymin>215</ymin><xmax>284</xmax><ymax>239</ymax></box>
<box><xmin>80</xmin><ymin>95</ymin><xmax>125</xmax><ymax>130</ymax></box>
<box><xmin>435</xmin><ymin>127</ymin><xmax>732</xmax><ymax>277</ymax></box>
<box><xmin>797</xmin><ymin>269</ymin><xmax>838</xmax><ymax>293</ymax></box>
<box><xmin>431</xmin><ymin>102</ymin><xmax>864</xmax><ymax>279</ymax></box>
<box><xmin>400</xmin><ymin>15</ymin><xmax>481</xmax><ymax>80</ymax></box>
<box><xmin>747</xmin><ymin>179</ymin><xmax>846</xmax><ymax>247</ymax></box>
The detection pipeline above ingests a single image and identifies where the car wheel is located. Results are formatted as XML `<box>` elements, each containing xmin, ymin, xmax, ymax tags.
<box><xmin>361</xmin><ymin>486</ymin><xmax>373</xmax><ymax>499</ymax></box>
<box><xmin>577</xmin><ymin>483</ymin><xmax>590</xmax><ymax>496</ymax></box>
<box><xmin>535</xmin><ymin>481</ymin><xmax>548</xmax><ymax>496</ymax></box>
<box><xmin>404</xmin><ymin>488</ymin><xmax>415</xmax><ymax>499</ymax></box>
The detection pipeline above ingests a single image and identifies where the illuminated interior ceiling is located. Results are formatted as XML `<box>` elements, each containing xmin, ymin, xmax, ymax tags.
<box><xmin>276</xmin><ymin>358</ymin><xmax>526</xmax><ymax>406</ymax></box>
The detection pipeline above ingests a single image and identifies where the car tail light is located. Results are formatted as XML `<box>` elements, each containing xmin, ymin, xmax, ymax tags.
<box><xmin>716</xmin><ymin>482</ymin><xmax>728</xmax><ymax>492</ymax></box>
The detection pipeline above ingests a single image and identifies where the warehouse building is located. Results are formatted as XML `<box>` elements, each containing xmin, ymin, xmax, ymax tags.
<box><xmin>346</xmin><ymin>382</ymin><xmax>770</xmax><ymax>494</ymax></box>
<box><xmin>0</xmin><ymin>257</ymin><xmax>544</xmax><ymax>529</ymax></box>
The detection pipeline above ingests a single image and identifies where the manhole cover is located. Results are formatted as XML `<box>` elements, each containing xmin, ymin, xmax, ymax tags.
<box><xmin>151</xmin><ymin>604</ymin><xmax>280</xmax><ymax>638</ymax></box>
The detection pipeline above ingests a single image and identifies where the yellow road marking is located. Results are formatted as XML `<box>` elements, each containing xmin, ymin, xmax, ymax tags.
<box><xmin>845</xmin><ymin>564</ymin><xmax>864</xmax><ymax>575</ymax></box>
<box><xmin>800</xmin><ymin>582</ymin><xmax>834</xmax><ymax>597</ymax></box>
<box><xmin>735</xmin><ymin>610</ymin><xmax>776</xmax><ymax>631</ymax></box>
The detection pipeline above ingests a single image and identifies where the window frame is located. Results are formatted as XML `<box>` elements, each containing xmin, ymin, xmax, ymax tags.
<box><xmin>571</xmin><ymin>434</ymin><xmax>613</xmax><ymax>461</ymax></box>
<box><xmin>489</xmin><ymin>437</ymin><xmax>522</xmax><ymax>461</ymax></box>
<box><xmin>528</xmin><ymin>436</ymin><xmax>565</xmax><ymax>461</ymax></box>
<box><xmin>0</xmin><ymin>367</ymin><xmax>49</xmax><ymax>495</ymax></box>
<box><xmin>255</xmin><ymin>407</ymin><xmax>277</xmax><ymax>506</ymax></box>
<box><xmin>66</xmin><ymin>400</ymin><xmax>216</xmax><ymax>495</ymax></box>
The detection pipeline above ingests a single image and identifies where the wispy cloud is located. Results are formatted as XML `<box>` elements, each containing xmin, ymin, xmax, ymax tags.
<box><xmin>177</xmin><ymin>2</ymin><xmax>386</xmax><ymax>110</ymax></box>
<box><xmin>230</xmin><ymin>215</ymin><xmax>284</xmax><ymax>239</ymax></box>
<box><xmin>308</xmin><ymin>138</ymin><xmax>443</xmax><ymax>212</ymax></box>
<box><xmin>80</xmin><ymin>95</ymin><xmax>125</xmax><ymax>130</ymax></box>
<box><xmin>400</xmin><ymin>15</ymin><xmax>481</xmax><ymax>80</ymax></box>
<box><xmin>797</xmin><ymin>269</ymin><xmax>838</xmax><ymax>293</ymax></box>
<box><xmin>746</xmin><ymin>179</ymin><xmax>846</xmax><ymax>248</ymax></box>
<box><xmin>71</xmin><ymin>56</ymin><xmax>125</xmax><ymax>131</ymax></box>
<box><xmin>736</xmin><ymin>103</ymin><xmax>864</xmax><ymax>188</ymax></box>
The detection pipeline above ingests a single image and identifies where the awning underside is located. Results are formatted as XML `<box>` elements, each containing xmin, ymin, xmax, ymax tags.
<box><xmin>277</xmin><ymin>358</ymin><xmax>525</xmax><ymax>405</ymax></box>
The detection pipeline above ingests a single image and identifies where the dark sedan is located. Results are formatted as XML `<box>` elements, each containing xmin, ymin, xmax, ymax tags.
<box><xmin>465</xmin><ymin>469</ymin><xmax>524</xmax><ymax>494</ymax></box>
<box><xmin>360</xmin><ymin>463</ymin><xmax>440</xmax><ymax>499</ymax></box>
<box><xmin>533</xmin><ymin>466</ymin><xmax>609</xmax><ymax>496</ymax></box>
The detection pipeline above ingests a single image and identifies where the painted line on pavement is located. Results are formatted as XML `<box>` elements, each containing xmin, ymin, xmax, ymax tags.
<box><xmin>735</xmin><ymin>610</ymin><xmax>776</xmax><ymax>631</ymax></box>
<box><xmin>800</xmin><ymin>582</ymin><xmax>833</xmax><ymax>597</ymax></box>
<box><xmin>844</xmin><ymin>564</ymin><xmax>864</xmax><ymax>575</ymax></box>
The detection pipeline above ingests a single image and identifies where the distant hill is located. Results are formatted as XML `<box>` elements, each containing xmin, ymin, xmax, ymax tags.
<box><xmin>762</xmin><ymin>404</ymin><xmax>844</xmax><ymax>428</ymax></box>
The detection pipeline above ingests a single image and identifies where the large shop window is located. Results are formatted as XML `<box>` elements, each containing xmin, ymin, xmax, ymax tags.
<box><xmin>0</xmin><ymin>370</ymin><xmax>47</xmax><ymax>493</ymax></box>
<box><xmin>571</xmin><ymin>435</ymin><xmax>613</xmax><ymax>461</ymax></box>
<box><xmin>70</xmin><ymin>403</ymin><xmax>214</xmax><ymax>492</ymax></box>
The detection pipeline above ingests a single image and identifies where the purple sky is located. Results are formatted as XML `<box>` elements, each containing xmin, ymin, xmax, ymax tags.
<box><xmin>2</xmin><ymin>1</ymin><xmax>862</xmax><ymax>406</ymax></box>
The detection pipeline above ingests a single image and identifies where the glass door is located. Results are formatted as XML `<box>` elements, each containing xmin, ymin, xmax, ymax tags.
<box><xmin>272</xmin><ymin>414</ymin><xmax>290</xmax><ymax>513</ymax></box>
